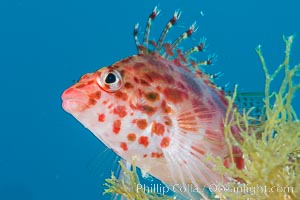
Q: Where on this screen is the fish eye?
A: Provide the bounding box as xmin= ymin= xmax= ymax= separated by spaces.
xmin=105 ymin=73 xmax=117 ymax=84
xmin=97 ymin=69 xmax=123 ymax=92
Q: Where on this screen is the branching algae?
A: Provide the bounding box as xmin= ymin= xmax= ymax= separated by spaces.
xmin=104 ymin=36 xmax=300 ymax=200
xmin=103 ymin=160 xmax=174 ymax=200
xmin=209 ymin=35 xmax=300 ymax=200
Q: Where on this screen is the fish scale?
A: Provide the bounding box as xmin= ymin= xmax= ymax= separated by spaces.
xmin=61 ymin=7 xmax=244 ymax=199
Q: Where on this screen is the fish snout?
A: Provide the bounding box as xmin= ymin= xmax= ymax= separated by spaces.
xmin=61 ymin=87 xmax=90 ymax=113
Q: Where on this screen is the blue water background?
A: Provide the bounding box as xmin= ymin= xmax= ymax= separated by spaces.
xmin=0 ymin=0 xmax=300 ymax=199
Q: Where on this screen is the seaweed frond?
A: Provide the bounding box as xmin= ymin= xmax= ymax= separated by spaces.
xmin=103 ymin=160 xmax=174 ymax=200
xmin=211 ymin=35 xmax=300 ymax=200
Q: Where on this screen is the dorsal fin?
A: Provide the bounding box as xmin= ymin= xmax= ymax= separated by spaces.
xmin=133 ymin=6 xmax=216 ymax=73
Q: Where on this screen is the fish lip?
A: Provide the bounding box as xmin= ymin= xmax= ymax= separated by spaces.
xmin=62 ymin=98 xmax=89 ymax=113
xmin=61 ymin=88 xmax=89 ymax=113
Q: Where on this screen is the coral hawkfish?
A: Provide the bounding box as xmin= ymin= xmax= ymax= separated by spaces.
xmin=61 ymin=7 xmax=244 ymax=198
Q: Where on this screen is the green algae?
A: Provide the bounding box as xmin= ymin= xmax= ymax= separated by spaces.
xmin=103 ymin=160 xmax=174 ymax=200
xmin=212 ymin=35 xmax=300 ymax=200
xmin=104 ymin=36 xmax=300 ymax=200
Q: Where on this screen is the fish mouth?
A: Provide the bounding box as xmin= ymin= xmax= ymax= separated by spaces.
xmin=61 ymin=88 xmax=89 ymax=113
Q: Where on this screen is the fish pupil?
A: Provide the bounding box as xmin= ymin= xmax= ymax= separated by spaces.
xmin=105 ymin=73 xmax=116 ymax=84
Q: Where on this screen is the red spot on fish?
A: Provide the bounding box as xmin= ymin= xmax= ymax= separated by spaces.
xmin=113 ymin=120 xmax=121 ymax=134
xmin=124 ymin=82 xmax=134 ymax=89
xmin=89 ymin=91 xmax=101 ymax=100
xmin=98 ymin=113 xmax=105 ymax=122
xmin=161 ymin=100 xmax=172 ymax=113
xmin=114 ymin=91 xmax=128 ymax=101
xmin=108 ymin=103 xmax=113 ymax=109
xmin=120 ymin=142 xmax=128 ymax=151
xmin=164 ymin=116 xmax=172 ymax=126
xmin=151 ymin=152 xmax=163 ymax=158
xmin=139 ymin=105 xmax=157 ymax=116
xmin=151 ymin=122 xmax=165 ymax=136
xmin=113 ymin=105 xmax=127 ymax=118
xmin=86 ymin=80 xmax=94 ymax=85
xmin=143 ymin=154 xmax=147 ymax=158
xmin=145 ymin=92 xmax=160 ymax=102
xmin=138 ymin=136 xmax=149 ymax=147
xmin=160 ymin=137 xmax=170 ymax=148
xmin=136 ymin=119 xmax=148 ymax=130
xmin=127 ymin=133 xmax=136 ymax=142
xmin=163 ymin=88 xmax=187 ymax=104
xmin=140 ymin=79 xmax=150 ymax=86
xmin=88 ymin=98 xmax=97 ymax=106
xmin=134 ymin=77 xmax=139 ymax=83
